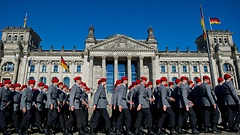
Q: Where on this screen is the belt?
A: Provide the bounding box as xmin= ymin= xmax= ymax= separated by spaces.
xmin=14 ymin=102 xmax=20 ymax=104
xmin=99 ymin=97 xmax=106 ymax=99
xmin=1 ymin=100 xmax=8 ymax=103
xmin=122 ymin=98 xmax=126 ymax=100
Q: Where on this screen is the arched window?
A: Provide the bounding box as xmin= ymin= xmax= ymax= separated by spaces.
xmin=219 ymin=38 xmax=222 ymax=43
xmin=30 ymin=65 xmax=35 ymax=72
xmin=42 ymin=65 xmax=47 ymax=72
xmin=53 ymin=65 xmax=58 ymax=72
xmin=172 ymin=77 xmax=177 ymax=84
xmin=39 ymin=77 xmax=47 ymax=84
xmin=76 ymin=65 xmax=82 ymax=72
xmin=224 ymin=38 xmax=228 ymax=44
xmin=223 ymin=63 xmax=233 ymax=72
xmin=213 ymin=38 xmax=217 ymax=43
xmin=2 ymin=62 xmax=15 ymax=72
xmin=14 ymin=35 xmax=18 ymax=41
xmin=7 ymin=35 xmax=11 ymax=41
xmin=29 ymin=77 xmax=35 ymax=80
xmin=20 ymin=35 xmax=24 ymax=41
xmin=63 ymin=77 xmax=70 ymax=87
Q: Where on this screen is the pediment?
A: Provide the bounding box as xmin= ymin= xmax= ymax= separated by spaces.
xmin=87 ymin=35 xmax=157 ymax=51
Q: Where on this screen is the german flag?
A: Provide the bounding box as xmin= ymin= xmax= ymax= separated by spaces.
xmin=210 ymin=18 xmax=221 ymax=24
xmin=60 ymin=56 xmax=69 ymax=71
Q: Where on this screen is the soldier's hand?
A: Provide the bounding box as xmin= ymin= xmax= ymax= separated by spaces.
xmin=170 ymin=97 xmax=175 ymax=102
xmin=189 ymin=101 xmax=194 ymax=106
xmin=57 ymin=107 xmax=60 ymax=113
xmin=114 ymin=105 xmax=116 ymax=110
xmin=213 ymin=104 xmax=217 ymax=109
xmin=163 ymin=105 xmax=167 ymax=111
xmin=150 ymin=98 xmax=154 ymax=102
xmin=58 ymin=101 xmax=60 ymax=106
xmin=186 ymin=105 xmax=189 ymax=111
xmin=70 ymin=106 xmax=75 ymax=111
xmin=108 ymin=104 xmax=112 ymax=108
xmin=63 ymin=102 xmax=65 ymax=106
xmin=119 ymin=106 xmax=123 ymax=112
xmin=34 ymin=104 xmax=37 ymax=108
xmin=6 ymin=102 xmax=10 ymax=107
xmin=22 ymin=108 xmax=26 ymax=113
xmin=130 ymin=105 xmax=132 ymax=110
xmin=93 ymin=105 xmax=96 ymax=111
xmin=50 ymin=104 xmax=53 ymax=110
xmin=137 ymin=104 xmax=142 ymax=111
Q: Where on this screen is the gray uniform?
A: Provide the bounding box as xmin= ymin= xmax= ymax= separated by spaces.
xmin=0 ymin=87 xmax=12 ymax=111
xmin=138 ymin=84 xmax=150 ymax=108
xmin=69 ymin=84 xmax=84 ymax=109
xmin=117 ymin=84 xmax=128 ymax=109
xmin=93 ymin=84 xmax=109 ymax=108
xmin=58 ymin=89 xmax=66 ymax=108
xmin=33 ymin=89 xmax=44 ymax=111
xmin=20 ymin=86 xmax=33 ymax=110
xmin=154 ymin=86 xmax=161 ymax=108
xmin=112 ymin=86 xmax=120 ymax=107
xmin=12 ymin=90 xmax=21 ymax=111
xmin=178 ymin=83 xmax=190 ymax=108
xmin=223 ymin=81 xmax=240 ymax=105
xmin=47 ymin=85 xmax=58 ymax=108
xmin=200 ymin=82 xmax=215 ymax=107
xmin=159 ymin=84 xmax=170 ymax=107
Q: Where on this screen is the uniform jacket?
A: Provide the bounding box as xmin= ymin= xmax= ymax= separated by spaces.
xmin=200 ymin=82 xmax=216 ymax=107
xmin=187 ymin=87 xmax=195 ymax=103
xmin=12 ymin=90 xmax=21 ymax=111
xmin=127 ymin=88 xmax=136 ymax=107
xmin=214 ymin=84 xmax=225 ymax=107
xmin=33 ymin=89 xmax=44 ymax=111
xmin=176 ymin=84 xmax=190 ymax=108
xmin=47 ymin=85 xmax=58 ymax=108
xmin=159 ymin=84 xmax=170 ymax=107
xmin=93 ymin=84 xmax=109 ymax=108
xmin=167 ymin=88 xmax=174 ymax=104
xmin=20 ymin=86 xmax=33 ymax=110
xmin=117 ymin=84 xmax=128 ymax=109
xmin=193 ymin=85 xmax=202 ymax=107
xmin=0 ymin=87 xmax=12 ymax=110
xmin=69 ymin=84 xmax=84 ymax=109
xmin=58 ymin=89 xmax=67 ymax=108
xmin=113 ymin=86 xmax=120 ymax=107
xmin=138 ymin=84 xmax=150 ymax=108
xmin=154 ymin=85 xmax=161 ymax=108
xmin=43 ymin=91 xmax=48 ymax=109
xmin=223 ymin=81 xmax=240 ymax=105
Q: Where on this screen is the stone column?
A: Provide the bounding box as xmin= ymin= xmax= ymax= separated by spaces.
xmin=36 ymin=60 xmax=40 ymax=83
xmin=89 ymin=56 xmax=94 ymax=89
xmin=188 ymin=61 xmax=192 ymax=80
xmin=13 ymin=58 xmax=19 ymax=83
xmin=217 ymin=58 xmax=223 ymax=77
xmin=127 ymin=55 xmax=132 ymax=85
xmin=71 ymin=61 xmax=75 ymax=86
xmin=167 ymin=61 xmax=171 ymax=80
xmin=178 ymin=61 xmax=182 ymax=77
xmin=59 ymin=61 xmax=63 ymax=82
xmin=155 ymin=55 xmax=160 ymax=79
xmin=199 ymin=61 xmax=203 ymax=79
xmin=101 ymin=56 xmax=106 ymax=78
xmin=47 ymin=60 xmax=52 ymax=85
xmin=139 ymin=56 xmax=144 ymax=77
xmin=114 ymin=56 xmax=119 ymax=83
xmin=23 ymin=56 xmax=29 ymax=84
xmin=151 ymin=56 xmax=156 ymax=83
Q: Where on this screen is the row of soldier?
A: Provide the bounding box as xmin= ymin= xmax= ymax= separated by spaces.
xmin=0 ymin=73 xmax=240 ymax=135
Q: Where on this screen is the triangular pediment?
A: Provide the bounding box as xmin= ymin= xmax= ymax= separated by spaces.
xmin=87 ymin=34 xmax=157 ymax=51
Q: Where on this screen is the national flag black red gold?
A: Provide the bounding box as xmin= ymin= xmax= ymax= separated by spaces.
xmin=210 ymin=18 xmax=221 ymax=24
xmin=60 ymin=56 xmax=69 ymax=71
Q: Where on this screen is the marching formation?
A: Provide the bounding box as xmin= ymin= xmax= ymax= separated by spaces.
xmin=0 ymin=73 xmax=240 ymax=135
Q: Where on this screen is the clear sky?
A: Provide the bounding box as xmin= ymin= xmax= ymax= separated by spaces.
xmin=0 ymin=0 xmax=239 ymax=51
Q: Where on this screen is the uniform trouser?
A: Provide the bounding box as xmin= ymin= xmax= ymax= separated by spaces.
xmin=177 ymin=107 xmax=196 ymax=127
xmin=20 ymin=110 xmax=32 ymax=128
xmin=193 ymin=106 xmax=203 ymax=129
xmin=226 ymin=105 xmax=240 ymax=128
xmin=47 ymin=108 xmax=58 ymax=128
xmin=12 ymin=111 xmax=20 ymax=128
xmin=202 ymin=106 xmax=219 ymax=127
xmin=35 ymin=109 xmax=43 ymax=127
xmin=111 ymin=108 xmax=118 ymax=128
xmin=130 ymin=108 xmax=137 ymax=129
xmin=116 ymin=108 xmax=131 ymax=129
xmin=219 ymin=106 xmax=227 ymax=127
xmin=135 ymin=108 xmax=152 ymax=128
xmin=74 ymin=109 xmax=84 ymax=129
xmin=0 ymin=109 xmax=9 ymax=129
xmin=157 ymin=107 xmax=175 ymax=128
xmin=82 ymin=108 xmax=88 ymax=128
xmin=59 ymin=107 xmax=65 ymax=128
xmin=91 ymin=108 xmax=111 ymax=129
xmin=65 ymin=111 xmax=74 ymax=129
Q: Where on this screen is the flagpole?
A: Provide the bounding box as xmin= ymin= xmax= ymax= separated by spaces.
xmin=209 ymin=17 xmax=212 ymax=30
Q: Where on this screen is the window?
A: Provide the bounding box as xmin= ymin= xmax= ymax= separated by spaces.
xmin=42 ymin=65 xmax=47 ymax=72
xmin=182 ymin=66 xmax=187 ymax=72
xmin=172 ymin=65 xmax=176 ymax=73
xmin=14 ymin=35 xmax=18 ymax=41
xmin=53 ymin=65 xmax=58 ymax=72
xmin=213 ymin=38 xmax=217 ymax=43
xmin=193 ymin=66 xmax=198 ymax=72
xmin=65 ymin=66 xmax=70 ymax=72
xmin=224 ymin=38 xmax=228 ymax=44
xmin=20 ymin=35 xmax=24 ymax=41
xmin=63 ymin=77 xmax=70 ymax=87
xmin=30 ymin=65 xmax=35 ymax=72
xmin=76 ymin=65 xmax=82 ymax=72
xmin=7 ymin=35 xmax=11 ymax=41
xmin=194 ymin=77 xmax=199 ymax=84
xmin=2 ymin=62 xmax=14 ymax=71
xmin=29 ymin=77 xmax=35 ymax=80
xmin=39 ymin=77 xmax=47 ymax=84
xmin=204 ymin=66 xmax=208 ymax=72
xmin=219 ymin=38 xmax=222 ymax=43
xmin=223 ymin=63 xmax=233 ymax=72
xmin=172 ymin=77 xmax=177 ymax=84
xmin=161 ymin=66 xmax=166 ymax=72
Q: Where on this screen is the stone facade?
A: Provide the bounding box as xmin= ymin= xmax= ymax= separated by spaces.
xmin=0 ymin=26 xmax=240 ymax=92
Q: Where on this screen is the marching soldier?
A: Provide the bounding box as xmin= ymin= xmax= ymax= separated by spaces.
xmin=11 ymin=83 xmax=22 ymax=134
xmin=222 ymin=74 xmax=240 ymax=132
xmin=0 ymin=80 xmax=12 ymax=135
xmin=19 ymin=80 xmax=35 ymax=135
xmin=57 ymin=82 xmax=67 ymax=133
xmin=128 ymin=82 xmax=137 ymax=130
xmin=45 ymin=77 xmax=60 ymax=135
xmin=153 ymin=79 xmax=161 ymax=126
xmin=111 ymin=80 xmax=121 ymax=132
xmin=167 ymin=82 xmax=175 ymax=107
xmin=200 ymin=76 xmax=220 ymax=133
xmin=157 ymin=77 xmax=176 ymax=135
xmin=90 ymin=78 xmax=113 ymax=135
xmin=116 ymin=77 xmax=134 ymax=135
xmin=134 ymin=76 xmax=155 ymax=135
xmin=42 ymin=85 xmax=48 ymax=128
xmin=33 ymin=82 xmax=45 ymax=133
xmin=80 ymin=82 xmax=89 ymax=133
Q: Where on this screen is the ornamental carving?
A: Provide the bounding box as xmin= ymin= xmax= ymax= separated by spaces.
xmin=159 ymin=61 xmax=167 ymax=65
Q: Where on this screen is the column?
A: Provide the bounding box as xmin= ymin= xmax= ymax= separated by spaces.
xmin=155 ymin=55 xmax=160 ymax=79
xmin=59 ymin=61 xmax=63 ymax=81
xmin=36 ymin=60 xmax=40 ymax=83
xmin=127 ymin=55 xmax=132 ymax=85
xmin=13 ymin=58 xmax=19 ymax=83
xmin=89 ymin=56 xmax=94 ymax=89
xmin=71 ymin=61 xmax=75 ymax=86
xmin=101 ymin=56 xmax=106 ymax=78
xmin=217 ymin=58 xmax=223 ymax=77
xmin=151 ymin=56 xmax=156 ymax=83
xmin=199 ymin=61 xmax=203 ymax=79
xmin=178 ymin=61 xmax=182 ymax=77
xmin=114 ymin=56 xmax=118 ymax=83
xmin=47 ymin=60 xmax=52 ymax=84
xmin=167 ymin=61 xmax=171 ymax=80
xmin=188 ymin=61 xmax=192 ymax=80
xmin=139 ymin=56 xmax=144 ymax=77
xmin=23 ymin=56 xmax=29 ymax=84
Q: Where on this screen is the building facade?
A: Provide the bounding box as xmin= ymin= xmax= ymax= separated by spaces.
xmin=0 ymin=26 xmax=240 ymax=92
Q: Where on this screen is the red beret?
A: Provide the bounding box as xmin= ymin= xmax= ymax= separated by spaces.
xmin=148 ymin=82 xmax=153 ymax=85
xmin=38 ymin=82 xmax=45 ymax=87
xmin=208 ymin=82 xmax=212 ymax=84
xmin=52 ymin=78 xmax=59 ymax=83
xmin=195 ymin=78 xmax=202 ymax=83
xmin=168 ymin=82 xmax=174 ymax=86
xmin=165 ymin=84 xmax=168 ymax=87
xmin=224 ymin=74 xmax=232 ymax=80
xmin=63 ymin=84 xmax=68 ymax=88
xmin=116 ymin=80 xmax=122 ymax=84
xmin=28 ymin=80 xmax=36 ymax=84
xmin=192 ymin=84 xmax=195 ymax=87
xmin=100 ymin=78 xmax=107 ymax=82
xmin=156 ymin=79 xmax=161 ymax=85
xmin=160 ymin=77 xmax=167 ymax=82
xmin=86 ymin=87 xmax=90 ymax=91
xmin=81 ymin=82 xmax=87 ymax=86
xmin=140 ymin=76 xmax=148 ymax=81
xmin=58 ymin=82 xmax=63 ymax=86
xmin=4 ymin=80 xmax=11 ymax=84
xmin=180 ymin=76 xmax=188 ymax=81
xmin=188 ymin=80 xmax=193 ymax=85
xmin=121 ymin=76 xmax=128 ymax=81
xmin=15 ymin=83 xmax=21 ymax=88
xmin=74 ymin=76 xmax=82 ymax=81
xmin=20 ymin=85 xmax=27 ymax=90
xmin=136 ymin=80 xmax=141 ymax=84
xmin=33 ymin=88 xmax=37 ymax=92
xmin=128 ymin=85 xmax=132 ymax=89
xmin=44 ymin=85 xmax=49 ymax=89
xmin=132 ymin=82 xmax=137 ymax=86
xmin=217 ymin=78 xmax=224 ymax=83
xmin=98 ymin=80 xmax=101 ymax=85
xmin=203 ymin=75 xmax=210 ymax=80
xmin=175 ymin=79 xmax=181 ymax=84
xmin=10 ymin=84 xmax=15 ymax=88
xmin=145 ymin=84 xmax=148 ymax=87
xmin=0 ymin=83 xmax=3 ymax=87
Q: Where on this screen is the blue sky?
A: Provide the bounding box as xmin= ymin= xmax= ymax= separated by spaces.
xmin=0 ymin=0 xmax=239 ymax=51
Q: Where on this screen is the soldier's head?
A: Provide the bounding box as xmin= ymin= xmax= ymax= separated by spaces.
xmin=132 ymin=82 xmax=137 ymax=88
xmin=147 ymin=82 xmax=153 ymax=88
xmin=136 ymin=80 xmax=141 ymax=86
xmin=9 ymin=84 xmax=15 ymax=91
xmin=175 ymin=79 xmax=181 ymax=86
xmin=160 ymin=77 xmax=167 ymax=85
xmin=100 ymin=78 xmax=107 ymax=86
xmin=224 ymin=74 xmax=232 ymax=82
xmin=43 ymin=85 xmax=48 ymax=92
xmin=51 ymin=77 xmax=59 ymax=86
xmin=0 ymin=83 xmax=3 ymax=88
xmin=168 ymin=82 xmax=174 ymax=88
xmin=121 ymin=77 xmax=128 ymax=85
xmin=58 ymin=82 xmax=64 ymax=89
xmin=116 ymin=80 xmax=122 ymax=86
xmin=155 ymin=79 xmax=161 ymax=86
xmin=203 ymin=76 xmax=210 ymax=83
xmin=188 ymin=80 xmax=194 ymax=87
xmin=217 ymin=78 xmax=224 ymax=84
xmin=180 ymin=76 xmax=188 ymax=84
xmin=28 ymin=80 xmax=36 ymax=88
xmin=140 ymin=76 xmax=147 ymax=84
xmin=63 ymin=84 xmax=68 ymax=92
xmin=3 ymin=80 xmax=11 ymax=88
xmin=38 ymin=82 xmax=45 ymax=90
xmin=195 ymin=78 xmax=202 ymax=85
xmin=74 ymin=76 xmax=82 ymax=85
xmin=81 ymin=82 xmax=87 ymax=89
xmin=15 ymin=83 xmax=21 ymax=91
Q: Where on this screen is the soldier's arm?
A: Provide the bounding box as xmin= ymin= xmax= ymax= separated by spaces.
xmin=229 ymin=83 xmax=240 ymax=104
xmin=47 ymin=86 xmax=53 ymax=106
xmin=138 ymin=86 xmax=145 ymax=105
xmin=69 ymin=87 xmax=76 ymax=107
xmin=20 ymin=90 xmax=27 ymax=109
xmin=93 ymin=86 xmax=102 ymax=105
xmin=117 ymin=87 xmax=123 ymax=106
xmin=161 ymin=87 xmax=168 ymax=106
xmin=182 ymin=86 xmax=190 ymax=107
xmin=206 ymin=85 xmax=216 ymax=105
